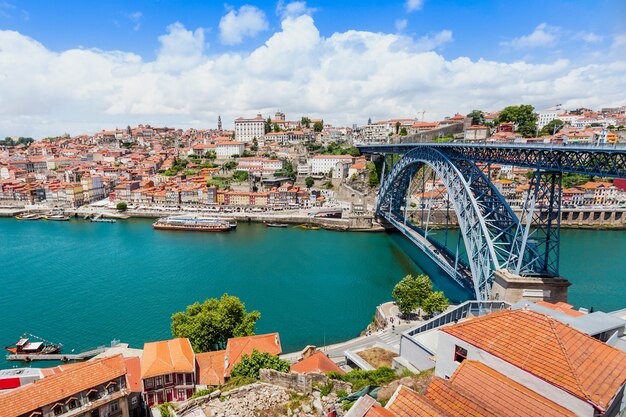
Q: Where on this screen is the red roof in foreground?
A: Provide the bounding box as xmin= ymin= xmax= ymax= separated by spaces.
xmin=387 ymin=385 xmax=451 ymax=417
xmin=0 ymin=355 xmax=127 ymax=417
xmin=290 ymin=351 xmax=345 ymax=375
xmin=441 ymin=308 xmax=626 ymax=411
xmin=196 ymin=350 xmax=226 ymax=386
xmin=425 ymin=378 xmax=498 ymax=417
xmin=450 ymin=361 xmax=577 ymax=417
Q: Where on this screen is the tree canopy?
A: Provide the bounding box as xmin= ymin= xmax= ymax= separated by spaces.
xmin=495 ymin=104 xmax=537 ymax=138
xmin=467 ymin=110 xmax=485 ymax=126
xmin=230 ymin=350 xmax=290 ymax=379
xmin=301 ymin=117 xmax=311 ymax=128
xmin=313 ymin=121 xmax=324 ymax=132
xmin=540 ymin=119 xmax=565 ymax=136
xmin=391 ymin=274 xmax=433 ymax=316
xmin=171 ymin=294 xmax=260 ymax=352
xmin=305 ymin=176 xmax=315 ymax=188
xmin=116 ymin=202 xmax=128 ymax=212
xmin=422 ymin=291 xmax=449 ymax=316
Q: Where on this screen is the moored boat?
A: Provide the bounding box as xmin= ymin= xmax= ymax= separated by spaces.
xmin=91 ymin=218 xmax=117 ymax=223
xmin=296 ymin=224 xmax=321 ymax=230
xmin=46 ymin=214 xmax=70 ymax=221
xmin=153 ymin=216 xmax=236 ymax=232
xmin=4 ymin=335 xmax=62 ymax=355
xmin=15 ymin=213 xmax=42 ymax=220
xmin=265 ymin=222 xmax=289 ymax=228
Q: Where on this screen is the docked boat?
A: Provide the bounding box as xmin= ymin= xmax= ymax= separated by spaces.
xmin=91 ymin=218 xmax=117 ymax=223
xmin=265 ymin=222 xmax=289 ymax=228
xmin=46 ymin=214 xmax=70 ymax=221
xmin=296 ymin=224 xmax=321 ymax=230
xmin=15 ymin=213 xmax=42 ymax=220
xmin=5 ymin=335 xmax=62 ymax=355
xmin=153 ymin=216 xmax=237 ymax=232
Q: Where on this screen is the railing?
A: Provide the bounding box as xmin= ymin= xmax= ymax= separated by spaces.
xmin=404 ymin=300 xmax=511 ymax=337
xmin=360 ymin=141 xmax=626 ymax=151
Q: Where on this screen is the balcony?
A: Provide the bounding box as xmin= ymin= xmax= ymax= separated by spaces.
xmin=54 ymin=388 xmax=128 ymax=417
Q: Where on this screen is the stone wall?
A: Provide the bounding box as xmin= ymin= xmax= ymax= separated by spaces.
xmin=260 ymin=368 xmax=352 ymax=394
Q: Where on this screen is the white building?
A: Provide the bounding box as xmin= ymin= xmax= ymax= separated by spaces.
xmin=538 ymin=108 xmax=560 ymax=129
xmin=216 ymin=141 xmax=245 ymax=158
xmin=234 ymin=114 xmax=265 ymax=143
xmin=309 ymin=155 xmax=354 ymax=176
xmin=237 ymin=157 xmax=283 ymax=175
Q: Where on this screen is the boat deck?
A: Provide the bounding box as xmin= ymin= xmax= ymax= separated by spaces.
xmin=6 ymin=347 xmax=106 ymax=362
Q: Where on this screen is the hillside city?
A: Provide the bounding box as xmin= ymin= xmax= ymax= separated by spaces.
xmin=2 ymin=105 xmax=626 ymax=217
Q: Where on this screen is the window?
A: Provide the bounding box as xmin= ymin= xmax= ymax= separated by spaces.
xmin=454 ymin=345 xmax=468 ymax=363
xmin=107 ymin=383 xmax=117 ymax=394
xmin=177 ymin=374 xmax=184 ymax=385
xmin=165 ymin=374 xmax=172 ymax=384
xmin=178 ymin=389 xmax=186 ymax=400
xmin=145 ymin=378 xmax=153 ymax=389
xmin=67 ymin=399 xmax=79 ymax=409
xmin=155 ymin=376 xmax=163 ymax=387
xmin=110 ymin=402 xmax=120 ymax=412
xmin=53 ymin=405 xmax=64 ymax=416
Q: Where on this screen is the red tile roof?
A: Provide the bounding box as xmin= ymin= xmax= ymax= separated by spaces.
xmin=124 ymin=357 xmax=142 ymax=393
xmin=425 ymin=377 xmax=498 ymax=417
xmin=450 ymin=361 xmax=577 ymax=417
xmin=225 ymin=333 xmax=282 ymax=376
xmin=141 ymin=338 xmax=195 ymax=379
xmin=290 ymin=351 xmax=345 ymax=375
xmin=387 ymin=385 xmax=451 ymax=417
xmin=196 ymin=350 xmax=226 ymax=386
xmin=441 ymin=308 xmax=626 ymax=411
xmin=0 ymin=355 xmax=127 ymax=416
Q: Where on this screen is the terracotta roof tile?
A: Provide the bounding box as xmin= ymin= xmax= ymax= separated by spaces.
xmin=0 ymin=355 xmax=127 ymax=417
xmin=450 ymin=361 xmax=577 ymax=417
xmin=425 ymin=377 xmax=498 ymax=417
xmin=441 ymin=309 xmax=626 ymax=411
xmin=290 ymin=351 xmax=345 ymax=375
xmin=141 ymin=338 xmax=195 ymax=379
xmin=124 ymin=357 xmax=142 ymax=393
xmin=387 ymin=385 xmax=452 ymax=417
xmin=225 ymin=333 xmax=282 ymax=376
xmin=196 ymin=350 xmax=226 ymax=386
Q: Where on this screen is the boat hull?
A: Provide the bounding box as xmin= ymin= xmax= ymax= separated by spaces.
xmin=153 ymin=224 xmax=234 ymax=232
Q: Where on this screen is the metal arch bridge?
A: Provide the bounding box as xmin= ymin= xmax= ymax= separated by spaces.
xmin=357 ymin=142 xmax=626 ymax=301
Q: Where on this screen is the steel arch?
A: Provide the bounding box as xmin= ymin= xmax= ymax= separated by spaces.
xmin=377 ymin=147 xmax=510 ymax=299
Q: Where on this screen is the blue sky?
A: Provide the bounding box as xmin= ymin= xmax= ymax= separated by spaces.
xmin=0 ymin=0 xmax=625 ymax=137
xmin=1 ymin=0 xmax=622 ymax=61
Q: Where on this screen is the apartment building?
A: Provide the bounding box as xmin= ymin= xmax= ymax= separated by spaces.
xmin=234 ymin=114 xmax=265 ymax=143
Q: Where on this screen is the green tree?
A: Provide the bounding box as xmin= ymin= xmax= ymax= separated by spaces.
xmin=273 ymin=123 xmax=282 ymax=132
xmin=305 ymin=176 xmax=315 ymax=188
xmin=265 ymin=117 xmax=272 ymax=134
xmin=495 ymin=104 xmax=537 ymax=138
xmin=205 ymin=150 xmax=217 ymax=160
xmin=399 ymin=127 xmax=408 ymax=136
xmin=395 ymin=121 xmax=401 ymax=134
xmin=391 ymin=274 xmax=433 ymax=316
xmin=313 ymin=121 xmax=324 ymax=132
xmin=301 ymin=117 xmax=311 ymax=128
xmin=171 ymin=294 xmax=261 ymax=352
xmin=540 ymin=119 xmax=565 ymax=136
xmin=422 ymin=291 xmax=449 ymax=316
xmin=233 ymin=170 xmax=249 ymax=182
xmin=367 ymin=161 xmax=379 ymax=187
xmin=467 ymin=110 xmax=485 ymax=126
xmin=251 ymin=138 xmax=259 ymax=152
xmin=116 ymin=202 xmax=128 ymax=211
xmin=230 ymin=350 xmax=290 ymax=379
xmin=223 ymin=161 xmax=238 ymax=170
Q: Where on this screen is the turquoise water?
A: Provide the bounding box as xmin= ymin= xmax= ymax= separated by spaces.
xmin=0 ymin=218 xmax=624 ymax=369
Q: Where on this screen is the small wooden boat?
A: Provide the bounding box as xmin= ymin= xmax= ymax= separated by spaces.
xmin=46 ymin=214 xmax=70 ymax=221
xmin=265 ymin=223 xmax=289 ymax=228
xmin=5 ymin=335 xmax=62 ymax=355
xmin=15 ymin=213 xmax=42 ymax=220
xmin=296 ymin=224 xmax=321 ymax=230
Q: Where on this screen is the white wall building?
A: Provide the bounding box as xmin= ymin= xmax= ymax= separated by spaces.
xmin=234 ymin=114 xmax=265 ymax=143
xmin=538 ymin=108 xmax=560 ymax=129
xmin=309 ymin=155 xmax=354 ymax=176
xmin=237 ymin=157 xmax=283 ymax=175
xmin=216 ymin=141 xmax=245 ymax=158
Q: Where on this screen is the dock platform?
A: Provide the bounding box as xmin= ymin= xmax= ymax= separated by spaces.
xmin=6 ymin=347 xmax=107 ymax=362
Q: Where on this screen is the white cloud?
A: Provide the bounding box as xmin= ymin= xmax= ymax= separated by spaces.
xmin=219 ymin=5 xmax=268 ymax=45
xmin=395 ymin=19 xmax=407 ymax=32
xmin=574 ymin=31 xmax=602 ymax=44
xmin=276 ymin=0 xmax=316 ymax=18
xmin=405 ymin=0 xmax=424 ymax=13
xmin=612 ymin=33 xmax=626 ymax=50
xmin=0 ymin=15 xmax=625 ymax=138
xmin=503 ymin=23 xmax=559 ymax=49
xmin=128 ymin=11 xmax=143 ymax=32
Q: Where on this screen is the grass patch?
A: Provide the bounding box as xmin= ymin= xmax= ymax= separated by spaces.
xmin=357 ymin=347 xmax=398 ymax=368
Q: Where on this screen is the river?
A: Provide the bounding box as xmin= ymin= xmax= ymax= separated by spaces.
xmin=0 ymin=218 xmax=623 ymax=368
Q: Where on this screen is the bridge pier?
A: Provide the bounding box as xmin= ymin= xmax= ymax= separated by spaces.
xmin=490 ymin=269 xmax=571 ymax=305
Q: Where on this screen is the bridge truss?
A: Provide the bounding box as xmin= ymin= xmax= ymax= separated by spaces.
xmin=364 ymin=143 xmax=626 ymax=300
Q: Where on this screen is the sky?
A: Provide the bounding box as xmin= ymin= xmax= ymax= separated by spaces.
xmin=0 ymin=0 xmax=625 ymax=137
